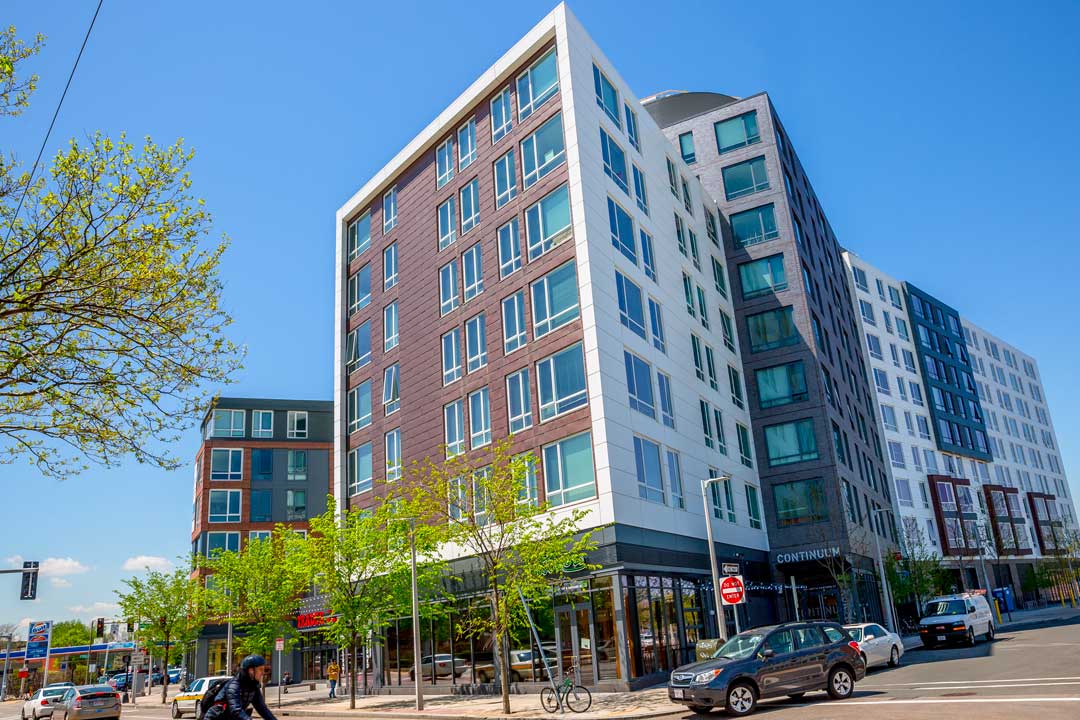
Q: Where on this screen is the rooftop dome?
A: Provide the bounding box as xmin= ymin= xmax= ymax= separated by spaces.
xmin=641 ymin=91 xmax=741 ymax=129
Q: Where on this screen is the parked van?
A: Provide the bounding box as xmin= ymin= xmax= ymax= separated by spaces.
xmin=918 ymin=592 xmax=995 ymax=647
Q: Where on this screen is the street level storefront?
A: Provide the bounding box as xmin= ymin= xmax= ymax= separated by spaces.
xmin=770 ymin=545 xmax=887 ymax=626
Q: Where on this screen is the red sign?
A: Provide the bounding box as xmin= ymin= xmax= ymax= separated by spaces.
xmin=297 ymin=611 xmax=337 ymax=629
xmin=720 ymin=575 xmax=746 ymax=605
xmin=18 ymin=668 xmax=28 ymax=679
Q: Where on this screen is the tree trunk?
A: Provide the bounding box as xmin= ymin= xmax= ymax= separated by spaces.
xmin=493 ymin=586 xmax=510 ymax=715
xmin=161 ymin=640 xmax=170 ymax=703
xmin=349 ymin=634 xmax=357 ymax=710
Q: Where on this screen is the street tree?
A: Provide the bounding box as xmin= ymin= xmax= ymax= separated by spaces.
xmin=402 ymin=438 xmax=595 ymax=715
xmin=0 ymin=27 xmax=243 ymax=479
xmin=115 ymin=566 xmax=207 ymax=703
xmin=886 ymin=519 xmax=950 ymax=618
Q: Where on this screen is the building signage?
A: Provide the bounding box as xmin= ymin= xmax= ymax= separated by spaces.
xmin=773 ymin=546 xmax=841 ymax=565
xmin=297 ymin=611 xmax=337 ymax=630
xmin=25 ymin=621 xmax=52 ymax=660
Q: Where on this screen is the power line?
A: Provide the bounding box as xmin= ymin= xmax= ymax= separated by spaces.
xmin=3 ymin=0 xmax=105 ymax=243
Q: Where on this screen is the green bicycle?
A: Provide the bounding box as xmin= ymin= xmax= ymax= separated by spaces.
xmin=540 ymin=665 xmax=592 ymax=713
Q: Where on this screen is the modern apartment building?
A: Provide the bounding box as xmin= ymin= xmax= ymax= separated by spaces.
xmin=844 ymin=251 xmax=1077 ymax=600
xmin=645 ymin=92 xmax=900 ymax=622
xmin=190 ymin=397 xmax=333 ymax=678
xmin=333 ymin=4 xmax=772 ymax=686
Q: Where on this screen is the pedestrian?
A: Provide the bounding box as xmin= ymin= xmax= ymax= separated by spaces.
xmin=203 ymin=655 xmax=279 ymax=720
xmin=326 ymin=660 xmax=339 ymax=699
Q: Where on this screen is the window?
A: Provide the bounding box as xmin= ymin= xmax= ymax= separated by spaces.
xmin=522 ymin=113 xmax=565 ymax=188
xmin=691 ymin=334 xmax=705 ymax=382
xmin=287 ymin=450 xmax=307 ymax=482
xmin=730 ymin=204 xmax=778 ymax=247
xmin=462 ymin=315 xmax=488 ymax=374
xmin=383 ymin=301 xmax=399 ymax=351
xmin=457 ymin=118 xmax=477 ymax=169
xmin=600 ymin=128 xmax=629 ymax=193
xmin=543 ymin=432 xmax=595 ymax=507
xmin=469 ymin=388 xmax=492 ymax=448
xmin=756 ymin=361 xmax=807 ymax=409
xmin=729 ymin=366 xmax=745 ymax=409
xmin=444 ymin=399 xmax=465 ymax=457
xmin=439 ymin=260 xmax=459 ymax=315
xmin=383 ymin=187 xmax=397 ymax=233
xmin=624 ymin=102 xmax=640 ymax=150
xmin=462 ymin=243 xmax=484 ymax=301
xmin=880 ymin=404 xmax=898 ymax=432
xmin=250 ymin=490 xmax=271 ymax=522
xmin=640 ymin=230 xmax=657 ymax=281
xmin=648 ymin=298 xmax=666 ymax=353
xmin=666 ymin=156 xmax=679 ymax=196
xmin=747 ymin=307 xmax=798 ymax=352
xmin=607 ymin=197 xmax=636 ymax=263
xmin=745 ymin=483 xmax=762 ymax=528
xmin=251 ymin=449 xmax=272 ymax=481
xmin=531 ymin=261 xmax=579 ymax=337
xmin=765 ymin=419 xmax=818 ymax=466
xmin=873 ymin=368 xmax=890 ymax=394
xmin=705 ymin=344 xmax=719 ymax=390
xmin=592 ymin=64 xmax=620 ymax=127
xmin=347 ymin=443 xmax=373 ymax=496
xmin=615 ymin=271 xmax=646 ymax=339
xmin=497 ymin=219 xmax=521 ymax=278
xmin=207 ymin=532 xmax=240 ymax=555
xmin=442 ymin=328 xmax=462 ymax=385
xmin=460 ymin=178 xmax=480 ymax=234
xmin=712 ymin=258 xmax=728 ymax=296
xmin=383 ymin=242 xmax=398 ymax=289
xmin=859 ymin=299 xmax=876 ymax=325
xmin=286 ymin=410 xmax=307 ymax=439
xmin=866 ymin=333 xmax=883 ymax=360
xmin=896 ymin=477 xmax=913 ymax=508
xmin=506 ymin=368 xmax=533 ymax=433
xmin=210 ymin=409 xmax=245 ymax=438
xmin=634 ymin=436 xmax=665 ymax=504
xmin=347 ymin=211 xmax=371 ymax=262
xmin=537 ymin=342 xmax=587 ymax=421
xmin=720 ymin=311 xmax=736 ymax=352
xmin=208 ymin=489 xmax=241 ymax=523
xmin=678 ymin=131 xmax=696 ymax=164
xmin=491 ymin=87 xmax=513 ymax=142
xmin=347 ymin=380 xmax=372 ymax=433
xmin=211 ymin=448 xmax=243 ymax=481
xmin=773 ymin=477 xmax=828 ymax=527
xmin=252 ymin=409 xmax=273 ymax=439
xmin=682 ymin=178 xmax=693 ymax=213
xmin=382 ymin=363 xmax=400 ymax=414
xmin=739 ymin=254 xmax=787 ymax=299
xmin=624 ymin=351 xmax=655 ymax=418
xmin=348 ymin=265 xmax=371 ymax=315
xmin=696 ymin=286 xmax=709 ymax=328
xmin=888 ymin=441 xmax=906 ymax=468
xmin=493 ymin=149 xmax=518 ymax=208
xmin=682 ymin=273 xmax=696 ymax=318
xmin=714 ymin=111 xmax=760 ymax=153
xmin=689 ymin=228 xmax=701 ymax=268
xmin=437 ymin=197 xmax=457 ymax=250
xmin=705 ymin=209 xmax=719 ymax=246
xmin=436 ymin=137 xmax=454 ymax=188
xmin=502 ymin=291 xmax=527 ymax=353
xmin=722 ymin=157 xmax=769 ymax=200
xmin=674 ymin=213 xmax=687 ymax=255
xmin=657 ymin=372 xmax=675 ymax=428
xmin=631 ymin=164 xmax=649 ymax=214
xmin=525 ymin=184 xmax=571 ymax=260
xmin=385 ymin=428 xmax=402 ymax=481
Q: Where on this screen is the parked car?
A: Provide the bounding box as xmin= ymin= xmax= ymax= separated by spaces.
xmin=408 ymin=654 xmax=468 ymax=680
xmin=667 ymin=622 xmax=865 ymax=717
xmin=843 ymin=623 xmax=903 ymax=669
xmin=106 ymin=674 xmax=129 ymax=692
xmin=167 ymin=668 xmax=186 ymax=686
xmin=55 ymin=686 xmax=122 ymax=720
xmin=171 ymin=676 xmax=230 ymax=719
xmin=20 ymin=687 xmax=68 ymax=719
xmin=474 ymin=649 xmax=554 ymax=683
xmin=918 ymin=592 xmax=995 ymax=647
xmin=46 ymin=683 xmax=75 ymax=690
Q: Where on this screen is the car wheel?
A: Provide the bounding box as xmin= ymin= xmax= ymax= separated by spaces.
xmin=986 ymin=623 xmax=995 ymax=642
xmin=171 ymin=702 xmax=181 ymax=719
xmin=688 ymin=705 xmax=712 ymax=714
xmin=860 ymin=652 xmax=869 ymax=669
xmin=510 ymin=671 xmax=522 ymax=683
xmin=787 ymin=692 xmax=806 ymax=700
xmin=967 ymin=627 xmax=976 ymax=646
xmin=827 ymin=666 xmax=855 ymax=700
xmin=725 ymin=682 xmax=757 ymax=717
xmin=888 ymin=645 xmax=900 ymax=667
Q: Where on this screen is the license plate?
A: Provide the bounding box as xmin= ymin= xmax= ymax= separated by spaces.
xmin=673 ymin=689 xmax=685 ymax=699
xmin=937 ymin=635 xmax=946 ymax=641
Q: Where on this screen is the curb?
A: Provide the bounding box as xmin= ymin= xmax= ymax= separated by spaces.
xmin=280 ymin=705 xmax=678 ymax=720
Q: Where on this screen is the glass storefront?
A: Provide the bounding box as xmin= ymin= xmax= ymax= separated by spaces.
xmin=206 ymin=639 xmax=244 ymax=677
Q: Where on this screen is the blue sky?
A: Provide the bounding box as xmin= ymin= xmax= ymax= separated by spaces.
xmin=3 ymin=0 xmax=1078 ymax=632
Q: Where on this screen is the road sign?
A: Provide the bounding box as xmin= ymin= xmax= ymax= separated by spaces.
xmin=722 ymin=563 xmax=740 ymax=575
xmin=275 ymin=638 xmax=284 ymax=652
xmin=25 ymin=621 xmax=51 ymax=659
xmin=720 ymin=575 xmax=746 ymax=605
xmin=131 ymin=651 xmax=146 ymax=666
xmin=18 ymin=668 xmax=28 ymax=679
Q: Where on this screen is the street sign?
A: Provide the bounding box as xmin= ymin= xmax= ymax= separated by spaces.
xmin=25 ymin=621 xmax=52 ymax=660
xmin=18 ymin=668 xmax=28 ymax=679
xmin=720 ymin=575 xmax=746 ymax=606
xmin=131 ymin=651 xmax=147 ymax=667
xmin=89 ymin=663 xmax=97 ymax=674
xmin=275 ymin=638 xmax=284 ymax=652
xmin=722 ymin=563 xmax=740 ymax=575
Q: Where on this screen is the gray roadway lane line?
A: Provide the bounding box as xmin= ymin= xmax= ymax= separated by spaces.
xmin=861 ymin=675 xmax=1080 ymax=687
xmin=909 ymin=680 xmax=1080 ymax=690
xmin=836 ymin=697 xmax=1080 ymax=705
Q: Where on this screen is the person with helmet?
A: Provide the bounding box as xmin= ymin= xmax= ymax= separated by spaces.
xmin=203 ymin=655 xmax=278 ymax=720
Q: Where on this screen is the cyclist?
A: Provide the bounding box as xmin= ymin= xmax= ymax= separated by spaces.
xmin=204 ymin=655 xmax=278 ymax=720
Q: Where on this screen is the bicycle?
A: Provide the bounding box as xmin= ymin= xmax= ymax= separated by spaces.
xmin=540 ymin=664 xmax=592 ymax=713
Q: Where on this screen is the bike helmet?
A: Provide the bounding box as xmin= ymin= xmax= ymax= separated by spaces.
xmin=240 ymin=655 xmax=267 ymax=671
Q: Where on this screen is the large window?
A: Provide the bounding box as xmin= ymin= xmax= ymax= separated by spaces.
xmin=765 ymin=419 xmax=819 ymax=466
xmin=438 ymin=196 xmax=457 ymax=250
xmin=210 ymin=409 xmax=245 ymax=438
xmin=382 ymin=363 xmax=400 ymax=415
xmin=439 ymin=260 xmax=459 ymax=315
xmin=251 ymin=409 xmax=273 ymax=439
xmin=607 ymin=197 xmax=636 ymax=263
xmin=640 ymin=229 xmax=657 ymax=281
xmin=208 ymin=489 xmax=241 ymax=523
xmin=600 ymin=128 xmax=629 ymax=193
xmin=436 ymin=137 xmax=454 ymax=188
xmin=506 ymin=368 xmax=533 ymax=433
xmin=347 ymin=443 xmax=372 ymax=496
xmin=345 ymin=322 xmax=371 ymax=373
xmin=730 ymin=204 xmax=778 ymax=247
xmin=714 ymin=111 xmax=760 ymax=154
xmin=383 ymin=242 xmax=398 ymax=289
xmin=490 ymin=87 xmax=513 ymax=142
xmin=462 ymin=243 xmax=484 ymax=302
xmin=517 ymin=49 xmax=558 ymax=121
xmin=458 ymin=118 xmax=477 ymax=169
xmin=722 ymin=156 xmax=769 ymax=200
xmin=537 ymin=342 xmax=587 ymax=421
xmin=385 ymin=428 xmax=402 ymax=481
xmin=465 ymin=313 xmax=487 ymax=373
xmin=756 ymin=361 xmax=808 ymax=408
xmin=347 ymin=211 xmax=371 ymax=262
xmin=657 ymin=372 xmax=675 ymax=428
xmin=522 ymin=113 xmax=566 ymax=188
xmin=250 ymin=490 xmax=271 ymax=522
xmin=648 ymin=298 xmax=666 ymax=353
xmin=543 ymin=432 xmax=595 ymax=507
xmin=773 ymin=477 xmax=828 ymax=527
xmin=531 ymin=261 xmax=579 ymax=337
xmin=460 ymin=178 xmax=480 ymax=234
xmin=592 ymin=64 xmax=621 ymax=127
xmin=442 ymin=328 xmax=462 ymax=385
xmin=678 ymin=131 xmax=696 ymax=164
xmin=525 ymin=184 xmax=571 ymax=260
xmin=632 ymin=165 xmax=649 ymax=215
xmin=615 ymin=271 xmax=646 ymax=339
xmin=444 ymin=399 xmax=465 ymax=458
xmin=210 ymin=448 xmax=242 ymax=481
xmin=383 ymin=187 xmax=397 ymax=233
xmin=251 ymin=449 xmax=273 ymax=481
xmin=739 ymin=254 xmax=787 ymax=299
xmin=347 ymin=264 xmax=371 ymax=315
xmin=383 ymin=301 xmax=398 ymax=351
xmin=502 ymin=291 xmax=527 ymax=353
xmin=745 ymin=484 xmax=762 ymax=528
xmin=624 ymin=103 xmax=640 ymax=150
xmin=469 ymin=387 xmax=492 ymax=449
xmin=286 ymin=489 xmax=307 ymax=521
xmin=494 ymin=149 xmax=518 ymax=208
xmin=633 ymin=436 xmax=665 ymax=504
xmin=746 ymin=307 xmax=798 ymax=352
xmin=624 ymin=351 xmax=655 ymax=418
xmin=207 ymin=532 xmax=240 ymax=556
xmin=287 ymin=450 xmax=307 ymax=482
xmin=347 ymin=380 xmax=372 ymax=433
xmin=497 ymin=218 xmax=521 ymax=278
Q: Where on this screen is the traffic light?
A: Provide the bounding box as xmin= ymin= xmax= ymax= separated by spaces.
xmin=126 ymin=620 xmax=134 ymax=634
xmin=19 ymin=561 xmax=39 ymax=600
xmin=96 ymin=618 xmax=105 ymax=637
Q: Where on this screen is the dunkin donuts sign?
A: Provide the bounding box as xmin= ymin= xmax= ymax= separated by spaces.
xmin=297 ymin=611 xmax=337 ymax=629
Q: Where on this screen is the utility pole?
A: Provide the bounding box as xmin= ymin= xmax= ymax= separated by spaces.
xmin=702 ymin=474 xmax=731 ymax=642
xmin=1 ymin=632 xmax=12 ymax=700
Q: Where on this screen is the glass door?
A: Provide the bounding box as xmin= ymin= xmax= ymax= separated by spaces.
xmin=554 ymin=603 xmax=594 ymax=685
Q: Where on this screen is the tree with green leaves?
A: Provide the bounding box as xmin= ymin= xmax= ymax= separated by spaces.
xmin=403 ymin=438 xmax=595 ymax=715
xmin=1 ymin=27 xmax=243 ymax=479
xmin=303 ymin=498 xmax=444 ymax=708
xmin=115 ymin=566 xmax=207 ymax=703
xmin=886 ymin=519 xmax=951 ymax=617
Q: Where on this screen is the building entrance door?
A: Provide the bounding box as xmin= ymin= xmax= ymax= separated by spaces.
xmin=554 ymin=603 xmax=594 ymax=686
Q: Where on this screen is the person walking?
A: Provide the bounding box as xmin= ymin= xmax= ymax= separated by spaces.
xmin=203 ymin=655 xmax=278 ymax=720
xmin=326 ymin=661 xmax=339 ymax=699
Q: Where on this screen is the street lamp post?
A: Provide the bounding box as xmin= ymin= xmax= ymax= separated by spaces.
xmin=701 ymin=474 xmax=732 ymax=642
xmin=870 ymin=509 xmax=897 ymax=633
xmin=1 ymin=632 xmax=12 ymax=700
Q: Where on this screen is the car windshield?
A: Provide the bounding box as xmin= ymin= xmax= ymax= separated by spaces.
xmin=925 ymin=599 xmax=967 ymax=617
xmin=712 ymin=631 xmax=766 ymax=660
xmin=843 ymin=626 xmax=864 ymax=641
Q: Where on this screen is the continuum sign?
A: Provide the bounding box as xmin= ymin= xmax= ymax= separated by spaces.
xmin=774 ymin=546 xmax=841 ymax=565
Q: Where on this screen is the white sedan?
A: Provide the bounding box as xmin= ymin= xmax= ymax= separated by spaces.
xmin=844 ymin=622 xmax=904 ymax=669
xmin=21 ymin=688 xmax=69 ymax=720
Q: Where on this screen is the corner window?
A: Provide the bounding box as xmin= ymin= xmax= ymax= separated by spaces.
xmin=347 ymin=443 xmax=372 ymax=496
xmin=210 ymin=448 xmax=243 ymax=481
xmin=347 ymin=380 xmax=372 ymax=433
xmin=607 ymin=197 xmax=636 ymax=263
xmin=765 ymin=419 xmax=819 ymax=466
xmin=600 ymin=128 xmax=629 ymax=194
xmin=211 ymin=409 xmax=245 ymax=438
xmin=525 ymin=184 xmax=571 ymax=260
xmin=382 ymin=187 xmax=397 ymax=233
xmin=537 ymin=342 xmax=587 ymax=421
xmin=678 ymin=131 xmax=696 ymax=164
xmin=592 ymin=64 xmax=621 ymax=128
xmin=739 ymin=254 xmax=787 ymax=299
xmin=722 ymin=156 xmax=769 ymax=200
xmin=208 ymin=489 xmax=241 ymax=523
xmin=531 ymin=261 xmax=579 ymax=337
xmin=436 ymin=138 xmax=454 ymax=188
xmin=542 ymin=431 xmax=595 ymax=507
xmin=347 ymin=211 xmax=371 ymax=262
xmin=521 ymin=113 xmax=566 ymax=188
xmin=730 ymin=204 xmax=778 ymax=248
xmin=517 ymin=49 xmax=559 ymax=121
xmin=746 ymin=306 xmax=797 ymax=352
xmin=287 ymin=410 xmax=308 ymax=439
xmin=714 ymin=111 xmax=760 ymax=154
